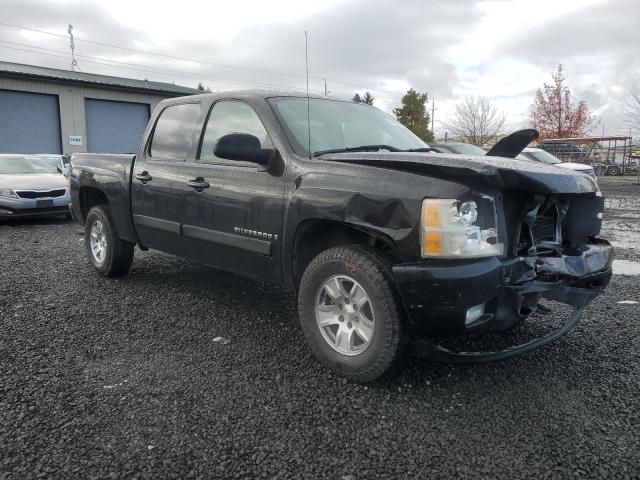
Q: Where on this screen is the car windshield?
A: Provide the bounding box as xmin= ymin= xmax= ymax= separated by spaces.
xmin=268 ymin=97 xmax=427 ymax=157
xmin=0 ymin=156 xmax=58 ymax=174
xmin=38 ymin=156 xmax=63 ymax=170
xmin=526 ymin=150 xmax=561 ymax=164
xmin=448 ymin=144 xmax=487 ymax=155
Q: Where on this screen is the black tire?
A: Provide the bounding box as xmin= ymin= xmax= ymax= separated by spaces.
xmin=298 ymin=245 xmax=405 ymax=382
xmin=84 ymin=204 xmax=134 ymax=277
xmin=609 ymin=166 xmax=621 ymax=176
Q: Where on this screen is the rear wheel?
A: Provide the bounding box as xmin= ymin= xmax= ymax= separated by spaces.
xmin=609 ymin=166 xmax=621 ymax=176
xmin=85 ymin=205 xmax=134 ymax=277
xmin=298 ymin=246 xmax=405 ymax=382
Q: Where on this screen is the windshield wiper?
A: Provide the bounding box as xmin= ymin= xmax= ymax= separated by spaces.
xmin=312 ymin=144 xmax=402 ymax=157
xmin=401 ymin=147 xmax=438 ymax=153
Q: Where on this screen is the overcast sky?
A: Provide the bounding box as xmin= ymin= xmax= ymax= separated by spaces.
xmin=0 ymin=0 xmax=637 ymax=137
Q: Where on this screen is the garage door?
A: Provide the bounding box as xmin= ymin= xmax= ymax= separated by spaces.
xmin=85 ymin=99 xmax=150 ymax=154
xmin=0 ymin=90 xmax=62 ymax=154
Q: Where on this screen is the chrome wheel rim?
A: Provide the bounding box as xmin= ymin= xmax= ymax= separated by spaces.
xmin=315 ymin=275 xmax=375 ymax=356
xmin=89 ymin=220 xmax=107 ymax=265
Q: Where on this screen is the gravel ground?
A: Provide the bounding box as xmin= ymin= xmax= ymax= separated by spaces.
xmin=1 ymin=177 xmax=639 ymax=479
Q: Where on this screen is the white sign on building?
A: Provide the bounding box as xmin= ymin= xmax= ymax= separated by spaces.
xmin=69 ymin=135 xmax=83 ymax=146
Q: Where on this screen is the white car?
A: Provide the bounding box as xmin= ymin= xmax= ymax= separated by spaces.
xmin=35 ymin=154 xmax=71 ymax=178
xmin=517 ymin=147 xmax=597 ymax=180
xmin=0 ymin=154 xmax=71 ymax=219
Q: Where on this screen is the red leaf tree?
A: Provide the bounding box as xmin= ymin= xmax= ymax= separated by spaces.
xmin=530 ymin=65 xmax=595 ymax=139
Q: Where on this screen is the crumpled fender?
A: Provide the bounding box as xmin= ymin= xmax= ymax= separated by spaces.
xmin=285 ymin=185 xmax=418 ymax=242
xmin=281 ymin=170 xmax=469 ymax=287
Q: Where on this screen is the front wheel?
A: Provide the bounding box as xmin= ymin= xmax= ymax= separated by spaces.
xmin=85 ymin=205 xmax=134 ymax=277
xmin=298 ymin=246 xmax=405 ymax=382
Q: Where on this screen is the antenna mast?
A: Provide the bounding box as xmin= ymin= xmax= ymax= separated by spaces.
xmin=305 ymin=31 xmax=311 ymax=158
xmin=68 ymin=24 xmax=80 ymax=72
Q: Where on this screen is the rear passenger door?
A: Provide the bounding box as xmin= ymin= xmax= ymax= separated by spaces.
xmin=131 ymin=102 xmax=202 ymax=257
xmin=181 ymin=99 xmax=285 ymax=282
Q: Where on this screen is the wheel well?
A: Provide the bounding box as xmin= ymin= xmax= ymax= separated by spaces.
xmin=79 ymin=187 xmax=108 ymax=224
xmin=291 ymin=220 xmax=398 ymax=288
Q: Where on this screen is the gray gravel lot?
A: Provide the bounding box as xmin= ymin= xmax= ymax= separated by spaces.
xmin=1 ymin=178 xmax=639 ymax=479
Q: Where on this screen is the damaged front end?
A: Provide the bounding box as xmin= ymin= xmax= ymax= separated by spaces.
xmin=393 ymin=189 xmax=613 ymax=363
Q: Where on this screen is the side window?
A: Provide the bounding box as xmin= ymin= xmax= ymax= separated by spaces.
xmin=199 ymin=100 xmax=272 ymax=163
xmin=149 ymin=103 xmax=201 ymax=161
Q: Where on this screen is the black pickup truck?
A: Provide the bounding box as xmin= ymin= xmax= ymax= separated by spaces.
xmin=69 ymin=91 xmax=613 ymax=382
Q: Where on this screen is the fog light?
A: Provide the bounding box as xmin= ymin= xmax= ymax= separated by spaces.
xmin=465 ymin=303 xmax=485 ymax=325
xmin=0 ymin=207 xmax=13 ymax=215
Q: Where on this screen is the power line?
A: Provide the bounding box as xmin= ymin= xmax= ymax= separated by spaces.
xmin=0 ymin=40 xmax=340 ymax=94
xmin=0 ymin=21 xmax=405 ymax=96
xmin=0 ymin=21 xmax=308 ymax=80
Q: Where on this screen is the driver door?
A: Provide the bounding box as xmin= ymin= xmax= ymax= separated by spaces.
xmin=181 ymin=99 xmax=285 ymax=282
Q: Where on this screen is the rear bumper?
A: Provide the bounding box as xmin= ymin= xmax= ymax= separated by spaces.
xmin=392 ymin=240 xmax=614 ymax=336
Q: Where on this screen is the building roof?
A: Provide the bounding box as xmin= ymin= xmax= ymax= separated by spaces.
xmin=0 ymin=61 xmax=199 ymax=96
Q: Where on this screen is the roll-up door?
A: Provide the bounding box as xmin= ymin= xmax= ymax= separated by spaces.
xmin=85 ymin=99 xmax=150 ymax=153
xmin=0 ymin=90 xmax=62 ymax=154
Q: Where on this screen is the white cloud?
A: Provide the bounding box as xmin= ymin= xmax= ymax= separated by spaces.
xmin=0 ymin=0 xmax=636 ymax=136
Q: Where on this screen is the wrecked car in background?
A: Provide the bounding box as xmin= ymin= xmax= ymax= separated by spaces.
xmin=68 ymin=92 xmax=613 ymax=382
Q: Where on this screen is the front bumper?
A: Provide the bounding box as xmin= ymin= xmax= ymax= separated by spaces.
xmin=392 ymin=240 xmax=614 ymax=336
xmin=0 ymin=195 xmax=71 ymax=218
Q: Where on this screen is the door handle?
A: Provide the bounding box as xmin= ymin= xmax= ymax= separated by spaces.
xmin=135 ymin=171 xmax=153 ymax=183
xmin=187 ymin=177 xmax=210 ymax=191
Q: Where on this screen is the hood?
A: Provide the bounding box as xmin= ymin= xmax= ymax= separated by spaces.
xmin=486 ymin=129 xmax=540 ymax=158
xmin=321 ymin=152 xmax=598 ymax=194
xmin=557 ymin=162 xmax=593 ymax=172
xmin=0 ymin=173 xmax=69 ymax=190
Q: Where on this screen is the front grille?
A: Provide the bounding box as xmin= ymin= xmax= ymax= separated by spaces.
xmin=516 ymin=201 xmax=561 ymax=256
xmin=16 ymin=189 xmax=66 ymax=199
xmin=531 ymin=215 xmax=556 ymax=242
xmin=510 ymin=193 xmax=603 ymax=257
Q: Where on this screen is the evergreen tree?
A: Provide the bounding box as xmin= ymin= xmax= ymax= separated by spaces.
xmin=393 ymin=89 xmax=433 ymax=142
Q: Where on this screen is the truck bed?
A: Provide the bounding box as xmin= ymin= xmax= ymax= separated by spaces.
xmin=69 ymin=153 xmax=138 ymax=243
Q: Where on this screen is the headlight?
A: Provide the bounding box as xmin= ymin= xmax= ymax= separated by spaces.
xmin=420 ymin=197 xmax=503 ymax=258
xmin=0 ymin=189 xmax=18 ymax=199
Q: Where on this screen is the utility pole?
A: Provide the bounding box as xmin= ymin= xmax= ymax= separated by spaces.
xmin=558 ymin=90 xmax=562 ymax=137
xmin=324 ymin=79 xmax=327 ymax=96
xmin=431 ymin=97 xmax=435 ymax=137
xmin=68 ymin=24 xmax=80 ymax=72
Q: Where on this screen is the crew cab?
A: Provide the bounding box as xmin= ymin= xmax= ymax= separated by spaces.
xmin=69 ymin=91 xmax=613 ymax=382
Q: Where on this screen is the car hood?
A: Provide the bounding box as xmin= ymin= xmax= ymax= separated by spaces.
xmin=321 ymin=152 xmax=598 ymax=194
xmin=557 ymin=162 xmax=593 ymax=172
xmin=0 ymin=173 xmax=69 ymax=190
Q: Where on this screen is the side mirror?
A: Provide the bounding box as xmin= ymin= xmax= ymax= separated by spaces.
xmin=214 ymin=133 xmax=273 ymax=165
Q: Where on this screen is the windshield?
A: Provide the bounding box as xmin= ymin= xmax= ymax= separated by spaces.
xmin=268 ymin=97 xmax=427 ymax=157
xmin=525 ymin=150 xmax=561 ymax=165
xmin=0 ymin=156 xmax=58 ymax=174
xmin=38 ymin=156 xmax=63 ymax=170
xmin=447 ymin=144 xmax=487 ymax=155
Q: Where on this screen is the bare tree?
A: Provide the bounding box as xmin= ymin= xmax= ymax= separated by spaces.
xmin=623 ymin=86 xmax=640 ymax=134
xmin=442 ymin=96 xmax=507 ymax=146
